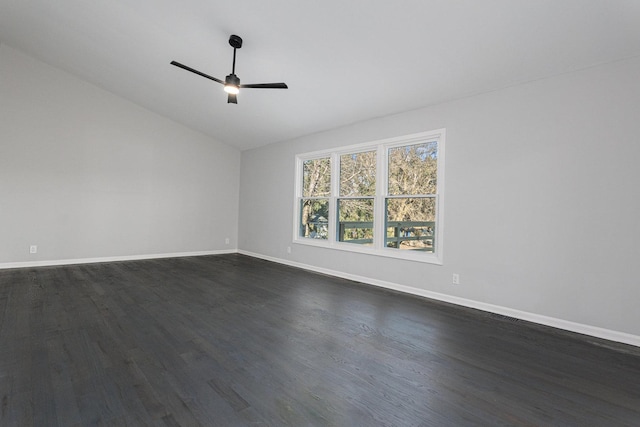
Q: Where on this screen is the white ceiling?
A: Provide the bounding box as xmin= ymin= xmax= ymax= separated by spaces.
xmin=1 ymin=1 xmax=639 ymax=150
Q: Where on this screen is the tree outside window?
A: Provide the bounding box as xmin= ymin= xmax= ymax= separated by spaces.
xmin=338 ymin=151 xmax=376 ymax=245
xmin=300 ymin=157 xmax=330 ymax=239
xmin=295 ymin=129 xmax=445 ymax=264
xmin=386 ymin=142 xmax=438 ymax=251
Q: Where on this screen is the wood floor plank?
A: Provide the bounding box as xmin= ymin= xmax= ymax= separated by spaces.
xmin=1 ymin=254 xmax=639 ymax=426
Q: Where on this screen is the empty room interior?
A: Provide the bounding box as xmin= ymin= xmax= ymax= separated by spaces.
xmin=1 ymin=1 xmax=640 ymax=426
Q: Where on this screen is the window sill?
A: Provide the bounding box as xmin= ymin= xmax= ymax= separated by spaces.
xmin=293 ymin=237 xmax=443 ymax=265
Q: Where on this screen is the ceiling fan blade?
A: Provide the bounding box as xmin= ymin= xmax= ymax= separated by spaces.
xmin=227 ymin=93 xmax=238 ymax=104
xmin=170 ymin=61 xmax=224 ymax=85
xmin=240 ymin=83 xmax=288 ymax=89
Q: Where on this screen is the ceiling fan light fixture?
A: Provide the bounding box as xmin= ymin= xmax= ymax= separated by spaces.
xmin=224 ymin=84 xmax=239 ymax=94
xmin=224 ymin=73 xmax=240 ymax=94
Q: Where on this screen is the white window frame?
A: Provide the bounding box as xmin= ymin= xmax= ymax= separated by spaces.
xmin=293 ymin=129 xmax=445 ymax=264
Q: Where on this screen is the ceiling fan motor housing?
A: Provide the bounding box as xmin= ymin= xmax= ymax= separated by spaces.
xmin=225 ymin=74 xmax=240 ymax=86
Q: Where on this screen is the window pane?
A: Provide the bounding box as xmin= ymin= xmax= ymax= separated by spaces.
xmin=386 ymin=197 xmax=436 ymax=251
xmin=300 ymin=198 xmax=329 ymax=239
xmin=388 ymin=142 xmax=438 ymax=195
xmin=337 ymin=199 xmax=374 ymax=245
xmin=303 ymin=158 xmax=331 ymax=197
xmin=340 ymin=151 xmax=376 ymax=196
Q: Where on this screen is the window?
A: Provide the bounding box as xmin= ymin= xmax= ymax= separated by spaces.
xmin=386 ymin=142 xmax=437 ymax=251
xmin=338 ymin=150 xmax=376 ymax=246
xmin=294 ymin=129 xmax=445 ymax=264
xmin=299 ymin=157 xmax=330 ymax=239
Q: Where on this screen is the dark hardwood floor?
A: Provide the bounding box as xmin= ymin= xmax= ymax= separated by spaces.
xmin=0 ymin=254 xmax=639 ymax=426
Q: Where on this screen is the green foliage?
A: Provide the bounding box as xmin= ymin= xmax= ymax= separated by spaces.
xmin=300 ymin=198 xmax=329 ymax=239
xmin=386 ymin=197 xmax=436 ymax=222
xmin=338 ymin=199 xmax=373 ymax=222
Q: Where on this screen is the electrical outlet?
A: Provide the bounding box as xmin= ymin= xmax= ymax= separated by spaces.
xmin=452 ymin=273 xmax=460 ymax=285
xmin=30 ymin=245 xmax=38 ymax=254
xmin=286 ymin=246 xmax=291 ymax=254
xmin=225 ymin=238 xmax=230 ymax=245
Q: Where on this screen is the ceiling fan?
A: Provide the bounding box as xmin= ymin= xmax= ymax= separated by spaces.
xmin=171 ymin=34 xmax=288 ymax=104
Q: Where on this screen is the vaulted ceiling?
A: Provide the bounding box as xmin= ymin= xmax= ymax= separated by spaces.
xmin=1 ymin=1 xmax=639 ymax=150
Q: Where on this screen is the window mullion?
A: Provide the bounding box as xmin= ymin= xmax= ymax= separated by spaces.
xmin=329 ymin=152 xmax=340 ymax=244
xmin=293 ymin=157 xmax=302 ymax=241
xmin=374 ymin=143 xmax=387 ymax=251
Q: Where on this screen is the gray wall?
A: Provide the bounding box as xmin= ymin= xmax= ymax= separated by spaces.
xmin=0 ymin=44 xmax=240 ymax=263
xmin=239 ymin=56 xmax=640 ymax=339
xmin=2 ymin=40 xmax=638 ymax=342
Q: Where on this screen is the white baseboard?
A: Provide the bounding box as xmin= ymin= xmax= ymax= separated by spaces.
xmin=239 ymin=250 xmax=640 ymax=348
xmin=0 ymin=249 xmax=237 ymax=270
